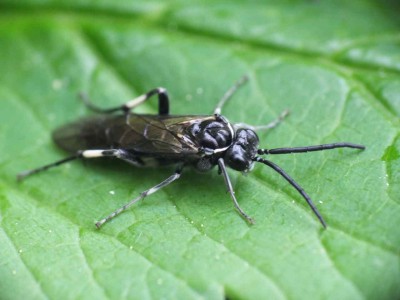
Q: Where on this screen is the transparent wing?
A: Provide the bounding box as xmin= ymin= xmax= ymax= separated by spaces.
xmin=52 ymin=114 xmax=213 ymax=157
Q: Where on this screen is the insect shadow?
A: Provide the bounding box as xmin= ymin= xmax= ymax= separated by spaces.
xmin=18 ymin=76 xmax=365 ymax=228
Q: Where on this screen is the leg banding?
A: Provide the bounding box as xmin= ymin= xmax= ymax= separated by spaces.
xmin=235 ymin=109 xmax=290 ymax=132
xmin=17 ymin=153 xmax=83 ymax=181
xmin=80 ymin=87 xmax=170 ymax=115
xmin=95 ymin=167 xmax=183 ymax=228
xmin=218 ymin=158 xmax=255 ymax=224
xmin=17 ymin=149 xmax=133 ymax=181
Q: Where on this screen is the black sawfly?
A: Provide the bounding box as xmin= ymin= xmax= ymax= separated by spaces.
xmin=18 ymin=76 xmax=365 ymax=228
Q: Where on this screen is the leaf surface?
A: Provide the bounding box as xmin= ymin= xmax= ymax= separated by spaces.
xmin=0 ymin=1 xmax=399 ymax=299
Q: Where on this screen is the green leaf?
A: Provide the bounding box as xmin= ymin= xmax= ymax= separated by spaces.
xmin=1 ymin=1 xmax=400 ymax=299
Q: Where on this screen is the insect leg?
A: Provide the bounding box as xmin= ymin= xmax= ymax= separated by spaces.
xmin=213 ymin=75 xmax=249 ymax=115
xmin=218 ymin=158 xmax=255 ymax=224
xmin=95 ymin=166 xmax=183 ymax=228
xmin=79 ymin=87 xmax=169 ymax=115
xmin=258 ymin=143 xmax=365 ymax=155
xmin=234 ymin=109 xmax=290 ymax=131
xmin=17 ymin=149 xmax=135 ymax=181
xmin=254 ymin=157 xmax=327 ymax=228
xmin=17 ymin=154 xmax=83 ymax=181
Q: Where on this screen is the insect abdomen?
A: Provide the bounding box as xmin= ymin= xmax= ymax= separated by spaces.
xmin=52 ymin=115 xmax=125 ymax=153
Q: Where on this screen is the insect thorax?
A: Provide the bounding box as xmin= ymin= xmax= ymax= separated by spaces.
xmin=189 ymin=116 xmax=259 ymax=172
xmin=188 ymin=116 xmax=234 ymax=171
xmin=189 ymin=118 xmax=233 ymax=150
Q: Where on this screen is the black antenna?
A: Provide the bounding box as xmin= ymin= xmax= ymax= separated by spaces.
xmin=258 ymin=142 xmax=365 ymax=155
xmin=254 ymin=157 xmax=327 ymax=228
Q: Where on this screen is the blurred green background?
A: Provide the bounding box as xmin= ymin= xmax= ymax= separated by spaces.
xmin=0 ymin=1 xmax=399 ymax=299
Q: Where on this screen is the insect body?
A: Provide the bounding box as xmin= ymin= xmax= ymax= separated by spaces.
xmin=18 ymin=76 xmax=365 ymax=228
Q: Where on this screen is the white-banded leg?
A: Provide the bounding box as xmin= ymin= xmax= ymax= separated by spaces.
xmin=234 ymin=109 xmax=290 ymax=132
xmin=213 ymin=75 xmax=249 ymax=115
xmin=17 ymin=149 xmax=135 ymax=181
xmin=80 ymin=87 xmax=170 ymax=116
xmin=95 ymin=166 xmax=183 ymax=228
xmin=218 ymin=158 xmax=255 ymax=224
